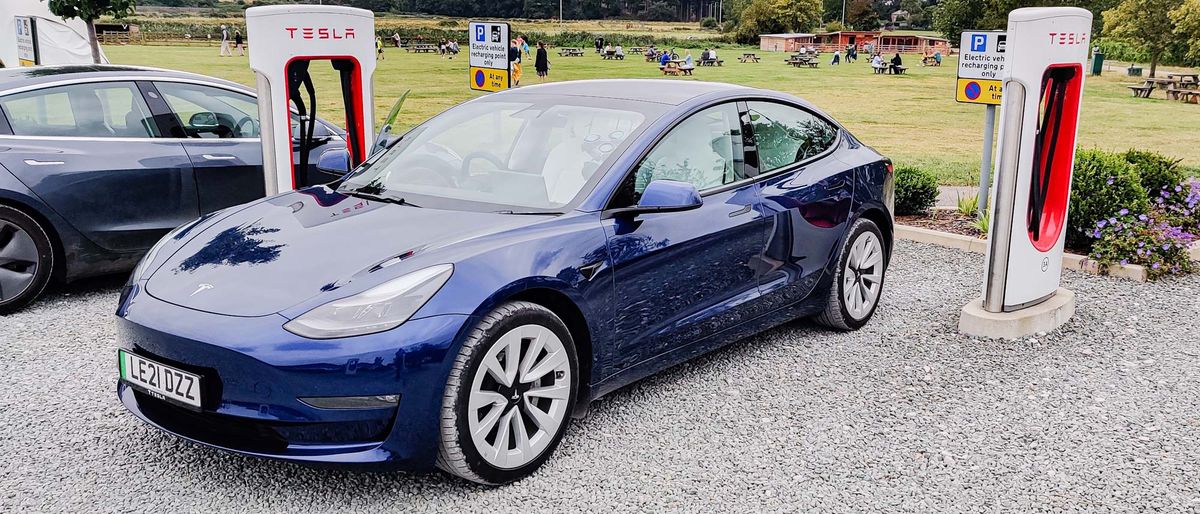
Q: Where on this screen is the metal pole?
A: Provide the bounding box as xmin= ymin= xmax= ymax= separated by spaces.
xmin=978 ymin=104 xmax=997 ymax=219
xmin=842 ymin=0 xmax=847 ymax=26
xmin=560 ymin=0 xmax=563 ymax=25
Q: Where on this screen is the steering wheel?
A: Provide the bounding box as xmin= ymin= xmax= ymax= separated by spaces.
xmin=460 ymin=151 xmax=507 ymax=178
xmin=234 ymin=116 xmax=259 ymax=138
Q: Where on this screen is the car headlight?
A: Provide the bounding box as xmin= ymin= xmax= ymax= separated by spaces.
xmin=283 ymin=264 xmax=453 ymax=339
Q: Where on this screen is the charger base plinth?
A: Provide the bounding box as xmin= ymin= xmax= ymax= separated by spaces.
xmin=959 ymin=288 xmax=1075 ymax=339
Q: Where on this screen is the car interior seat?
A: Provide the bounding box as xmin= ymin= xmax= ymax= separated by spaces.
xmin=69 ymin=90 xmax=116 ymax=137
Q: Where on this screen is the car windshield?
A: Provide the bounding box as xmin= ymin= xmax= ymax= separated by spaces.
xmin=339 ymin=95 xmax=661 ymax=212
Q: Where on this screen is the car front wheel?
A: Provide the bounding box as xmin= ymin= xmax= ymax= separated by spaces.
xmin=815 ymin=217 xmax=886 ymax=330
xmin=0 ymin=205 xmax=54 ymax=314
xmin=437 ymin=301 xmax=578 ymax=485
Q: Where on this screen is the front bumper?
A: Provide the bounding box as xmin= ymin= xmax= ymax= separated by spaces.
xmin=116 ymin=284 xmax=467 ymax=471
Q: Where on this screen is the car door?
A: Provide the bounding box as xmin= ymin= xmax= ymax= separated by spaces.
xmin=0 ymin=81 xmax=199 ymax=253
xmin=745 ymin=100 xmax=853 ymax=306
xmin=150 ymin=80 xmax=266 ymax=214
xmin=600 ymin=102 xmax=767 ymax=371
xmin=151 ymin=80 xmax=346 ymax=213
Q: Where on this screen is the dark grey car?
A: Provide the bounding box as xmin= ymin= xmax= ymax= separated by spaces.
xmin=0 ymin=65 xmax=347 ymax=312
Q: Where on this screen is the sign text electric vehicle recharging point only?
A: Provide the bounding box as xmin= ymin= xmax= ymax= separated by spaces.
xmin=960 ymin=7 xmax=1092 ymax=339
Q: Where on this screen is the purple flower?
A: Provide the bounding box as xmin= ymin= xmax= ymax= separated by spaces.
xmin=1138 ymin=214 xmax=1149 ymax=221
xmin=1163 ymin=243 xmax=1171 ymax=250
xmin=1097 ymin=219 xmax=1108 ymax=228
xmin=1106 ymin=177 xmax=1115 ymax=185
xmin=1120 ymin=259 xmax=1128 ymax=266
xmin=1119 ymin=208 xmax=1130 ymax=216
xmin=1108 ymin=217 xmax=1118 ymax=225
xmin=1152 ymin=262 xmax=1161 ymax=270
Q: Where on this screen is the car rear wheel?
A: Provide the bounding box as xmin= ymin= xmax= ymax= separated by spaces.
xmin=815 ymin=217 xmax=886 ymax=331
xmin=0 ymin=206 xmax=54 ymax=314
xmin=437 ymin=301 xmax=578 ymax=485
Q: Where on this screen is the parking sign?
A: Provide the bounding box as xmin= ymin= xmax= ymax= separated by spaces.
xmin=468 ymin=21 xmax=510 ymax=92
xmin=957 ymin=31 xmax=1007 ymax=105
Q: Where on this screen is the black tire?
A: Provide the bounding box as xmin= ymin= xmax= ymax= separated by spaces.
xmin=814 ymin=217 xmax=887 ymax=331
xmin=0 ymin=205 xmax=54 ymax=315
xmin=436 ymin=301 xmax=579 ymax=485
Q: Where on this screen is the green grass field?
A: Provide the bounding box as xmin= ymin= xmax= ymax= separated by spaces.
xmin=103 ymin=44 xmax=1200 ymax=184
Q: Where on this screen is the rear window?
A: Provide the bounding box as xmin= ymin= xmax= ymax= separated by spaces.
xmin=0 ymin=82 xmax=157 ymax=138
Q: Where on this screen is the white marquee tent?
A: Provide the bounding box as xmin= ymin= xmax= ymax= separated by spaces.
xmin=1 ymin=0 xmax=108 ymax=67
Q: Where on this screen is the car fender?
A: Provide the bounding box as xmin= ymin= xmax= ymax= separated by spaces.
xmin=0 ymin=164 xmax=100 ymax=280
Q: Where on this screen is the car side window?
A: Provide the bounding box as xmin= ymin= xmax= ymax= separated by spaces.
xmin=155 ymin=82 xmax=260 ymax=139
xmin=746 ymin=101 xmax=838 ymax=173
xmin=616 ymin=103 xmax=744 ymax=206
xmin=0 ymin=82 xmax=157 ymax=138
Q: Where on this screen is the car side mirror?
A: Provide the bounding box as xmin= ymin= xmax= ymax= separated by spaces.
xmin=603 ymin=180 xmax=703 ymax=219
xmin=316 ymin=148 xmax=351 ymax=175
xmin=188 ymin=111 xmax=219 ymax=128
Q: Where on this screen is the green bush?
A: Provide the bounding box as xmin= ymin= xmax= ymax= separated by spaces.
xmin=1124 ymin=150 xmax=1185 ymax=196
xmin=1067 ymin=149 xmax=1148 ymax=250
xmin=894 ymin=166 xmax=939 ymax=215
xmin=700 ymin=17 xmax=718 ymax=29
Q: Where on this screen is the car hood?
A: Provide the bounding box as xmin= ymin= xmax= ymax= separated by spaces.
xmin=145 ymin=187 xmax=538 ymax=317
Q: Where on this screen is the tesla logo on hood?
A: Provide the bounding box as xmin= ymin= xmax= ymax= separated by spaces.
xmin=190 ymin=283 xmax=214 ymax=297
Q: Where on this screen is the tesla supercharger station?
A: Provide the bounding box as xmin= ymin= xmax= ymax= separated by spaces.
xmin=960 ymin=7 xmax=1092 ymax=339
xmin=246 ymin=5 xmax=376 ymax=196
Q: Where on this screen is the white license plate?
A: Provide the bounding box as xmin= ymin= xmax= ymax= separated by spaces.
xmin=119 ymin=350 xmax=203 ymax=409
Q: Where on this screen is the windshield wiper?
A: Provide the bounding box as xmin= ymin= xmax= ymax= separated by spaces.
xmin=343 ymin=189 xmax=421 ymax=208
xmin=493 ymin=210 xmax=563 ymax=215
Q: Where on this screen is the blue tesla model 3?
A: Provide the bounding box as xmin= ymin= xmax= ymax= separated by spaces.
xmin=116 ymin=79 xmax=894 ymax=485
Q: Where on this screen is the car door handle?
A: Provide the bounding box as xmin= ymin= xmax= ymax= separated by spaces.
xmin=728 ymin=204 xmax=753 ymax=217
xmin=23 ymin=159 xmax=64 ymax=166
xmin=201 ymin=154 xmax=238 ymax=161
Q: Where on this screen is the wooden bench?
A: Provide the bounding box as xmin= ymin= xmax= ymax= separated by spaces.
xmin=1127 ymin=85 xmax=1154 ymax=98
xmin=738 ymin=54 xmax=760 ymax=63
xmin=1179 ymin=91 xmax=1200 ymax=104
xmin=891 ymin=65 xmax=907 ymax=75
xmin=558 ymin=48 xmax=585 ymax=57
xmin=872 ymin=64 xmax=888 ymax=74
xmin=699 ymin=58 xmax=723 ymax=66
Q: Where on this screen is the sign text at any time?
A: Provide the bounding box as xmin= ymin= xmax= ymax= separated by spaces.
xmin=957 ymin=31 xmax=1007 ymax=105
xmin=468 ymin=21 xmax=510 ymax=92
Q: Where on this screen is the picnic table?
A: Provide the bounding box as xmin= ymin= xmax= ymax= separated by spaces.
xmin=405 ymin=44 xmax=438 ymax=53
xmin=699 ymin=58 xmax=723 ymax=66
xmin=1128 ymin=83 xmax=1154 ymax=98
xmin=661 ymin=60 xmax=693 ymax=76
xmin=921 ymin=55 xmax=942 ymax=66
xmin=1167 ymin=72 xmax=1200 ymax=85
xmin=558 ymin=47 xmax=585 ymax=57
xmin=738 ymin=53 xmax=760 ymax=63
xmin=629 ymin=47 xmax=644 ymax=54
xmin=1144 ymin=77 xmax=1175 ymax=90
xmin=787 ymin=56 xmax=818 ymax=68
xmin=601 ymin=50 xmax=625 ymax=60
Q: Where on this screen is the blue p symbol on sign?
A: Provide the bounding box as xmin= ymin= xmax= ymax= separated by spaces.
xmin=475 ymin=25 xmax=485 ymax=42
xmin=971 ymin=34 xmax=987 ymax=52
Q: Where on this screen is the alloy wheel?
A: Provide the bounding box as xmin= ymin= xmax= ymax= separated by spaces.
xmin=0 ymin=220 xmax=40 ymax=302
xmin=843 ymin=230 xmax=883 ymax=320
xmin=467 ymin=324 xmax=572 ymax=470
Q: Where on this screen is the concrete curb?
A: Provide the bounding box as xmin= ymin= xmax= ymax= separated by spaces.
xmin=894 ymin=224 xmax=1149 ymax=282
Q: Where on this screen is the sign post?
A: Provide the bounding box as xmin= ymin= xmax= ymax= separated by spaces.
xmin=15 ymin=16 xmax=38 ymax=66
xmin=957 ymin=30 xmax=1006 ymax=217
xmin=468 ymin=21 xmax=510 ymax=92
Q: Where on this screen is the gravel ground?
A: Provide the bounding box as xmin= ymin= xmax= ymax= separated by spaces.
xmin=3 ymin=240 xmax=1200 ymax=513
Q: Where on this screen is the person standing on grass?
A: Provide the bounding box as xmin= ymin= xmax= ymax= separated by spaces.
xmin=535 ymin=42 xmax=550 ymax=83
xmin=377 ymin=36 xmax=385 ymax=60
xmin=234 ymin=30 xmax=245 ymax=57
xmin=219 ymin=25 xmax=231 ymax=57
xmin=509 ymin=39 xmax=522 ymax=86
xmin=830 ymin=49 xmax=840 ymax=65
